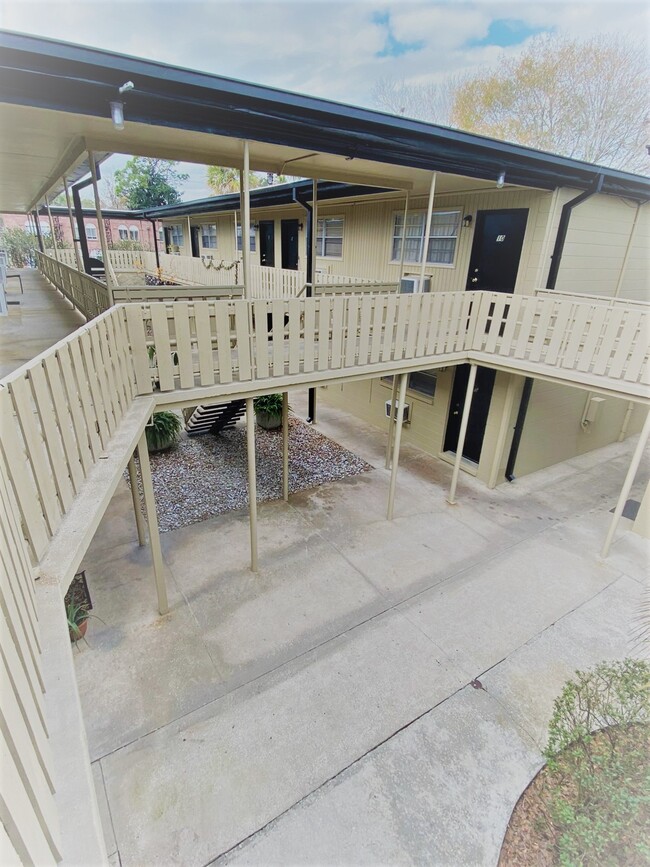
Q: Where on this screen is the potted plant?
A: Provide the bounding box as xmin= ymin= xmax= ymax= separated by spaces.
xmin=254 ymin=393 xmax=284 ymax=430
xmin=146 ymin=410 xmax=182 ymax=452
xmin=66 ymin=601 xmax=103 ymax=644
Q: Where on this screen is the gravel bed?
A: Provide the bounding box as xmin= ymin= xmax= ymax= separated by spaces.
xmin=128 ymin=417 xmax=371 ymax=533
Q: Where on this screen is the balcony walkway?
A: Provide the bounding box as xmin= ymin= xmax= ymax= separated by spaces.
xmin=0 ymin=267 xmax=85 ymax=378
xmin=76 ymin=392 xmax=648 ymax=867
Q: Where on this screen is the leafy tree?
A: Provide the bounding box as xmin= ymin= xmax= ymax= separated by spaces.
xmin=0 ymin=227 xmax=39 ymax=267
xmin=206 ymin=166 xmax=265 ymax=195
xmin=114 ymin=158 xmax=188 ymax=209
xmin=451 ymin=35 xmax=649 ymax=172
xmin=206 ymin=168 xmax=297 ymax=195
xmin=374 ymin=35 xmax=649 ymax=173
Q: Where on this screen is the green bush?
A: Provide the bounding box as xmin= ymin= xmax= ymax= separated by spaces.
xmin=145 ymin=411 xmax=182 ymax=452
xmin=543 ymin=659 xmax=650 ymax=866
xmin=253 ymin=393 xmax=284 ymax=415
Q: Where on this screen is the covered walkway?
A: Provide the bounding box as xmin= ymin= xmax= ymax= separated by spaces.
xmin=77 ymin=393 xmax=648 ymax=866
xmin=0 ymin=266 xmax=84 ymax=378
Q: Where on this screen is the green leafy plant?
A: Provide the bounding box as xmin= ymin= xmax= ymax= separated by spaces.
xmin=66 ymin=601 xmax=104 ymax=644
xmin=145 ymin=411 xmax=182 ymax=452
xmin=253 ymin=393 xmax=284 ymax=415
xmin=541 ymin=659 xmax=650 ymax=866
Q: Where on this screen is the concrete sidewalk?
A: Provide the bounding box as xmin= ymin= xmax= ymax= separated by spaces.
xmin=76 ymin=392 xmax=648 ymax=867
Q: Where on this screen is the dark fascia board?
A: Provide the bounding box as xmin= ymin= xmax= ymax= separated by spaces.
xmin=139 ymin=180 xmax=393 ymax=219
xmin=1 ymin=30 xmax=649 ymax=201
xmin=37 ymin=205 xmax=151 ymax=220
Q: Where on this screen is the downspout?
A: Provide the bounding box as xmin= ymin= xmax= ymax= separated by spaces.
xmin=32 ymin=209 xmax=44 ymax=253
xmin=147 ymin=217 xmax=161 ymax=269
xmin=505 ymin=174 xmax=605 ymax=482
xmin=293 ymin=186 xmax=316 ymax=422
xmin=71 ymin=176 xmax=95 ymax=273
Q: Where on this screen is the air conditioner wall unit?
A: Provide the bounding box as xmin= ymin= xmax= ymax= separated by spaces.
xmin=385 ymin=399 xmax=411 ymax=423
xmin=400 ymin=276 xmax=431 ymax=294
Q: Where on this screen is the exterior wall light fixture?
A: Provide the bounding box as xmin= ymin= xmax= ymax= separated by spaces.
xmin=496 ymin=171 xmax=506 ymax=189
xmin=462 ymin=214 xmax=473 ymax=228
xmin=110 ymin=101 xmax=124 ymax=130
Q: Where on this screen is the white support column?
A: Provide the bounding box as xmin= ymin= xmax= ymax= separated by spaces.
xmin=398 ymin=192 xmax=410 ymax=281
xmin=240 ymin=141 xmax=251 ymax=299
xmin=447 ymin=363 xmax=477 ymax=505
xmin=136 ymin=433 xmax=169 ymax=615
xmin=614 ymin=202 xmax=642 ymax=298
xmin=282 ymin=392 xmax=290 ymax=501
xmin=311 ymin=179 xmax=318 ymax=285
xmin=487 ymin=374 xmax=518 ymax=489
xmin=127 ymin=456 xmax=146 ymax=547
xmin=63 ymin=177 xmax=83 ymax=272
xmin=45 ymin=197 xmax=59 ymax=261
xmin=186 ymin=215 xmax=192 ymax=257
xmin=246 ymin=397 xmax=258 ymax=571
xmin=419 ymin=173 xmax=437 ymax=286
xmin=385 ymin=375 xmax=399 ymax=469
xmin=601 ymin=409 xmax=650 ymax=558
xmin=387 ymin=373 xmax=408 ymax=520
xmin=88 ymin=151 xmax=115 ymax=306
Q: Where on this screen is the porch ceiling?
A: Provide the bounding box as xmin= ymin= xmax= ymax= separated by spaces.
xmin=0 ymin=102 xmax=498 ymax=214
xmin=1 ymin=29 xmax=648 ymax=214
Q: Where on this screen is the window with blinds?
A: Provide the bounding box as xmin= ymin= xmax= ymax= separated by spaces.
xmin=392 ymin=210 xmax=460 ymax=265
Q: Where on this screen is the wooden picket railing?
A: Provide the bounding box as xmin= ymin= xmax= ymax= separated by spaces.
xmin=118 ymin=291 xmax=649 ymax=401
xmin=37 ymin=252 xmax=110 ymax=320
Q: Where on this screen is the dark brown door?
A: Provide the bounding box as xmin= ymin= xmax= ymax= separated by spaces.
xmin=466 ymin=209 xmax=528 ymax=292
xmin=190 ymin=226 xmax=201 ymax=258
xmin=281 ymin=219 xmax=299 ymax=270
xmin=443 ymin=209 xmax=528 ymax=462
xmin=259 ymin=220 xmax=275 ymax=266
xmin=443 ymin=365 xmax=496 ymax=462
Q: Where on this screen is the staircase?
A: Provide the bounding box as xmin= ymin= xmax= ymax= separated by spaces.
xmin=184 ymin=399 xmax=247 ymax=436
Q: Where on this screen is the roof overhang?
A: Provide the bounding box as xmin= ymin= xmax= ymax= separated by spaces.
xmin=1 ymin=29 xmax=648 ymax=214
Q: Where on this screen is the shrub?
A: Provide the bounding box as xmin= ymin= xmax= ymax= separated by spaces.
xmin=253 ymin=393 xmax=284 ymax=415
xmin=543 ymin=659 xmax=650 ymax=866
xmin=145 ymin=411 xmax=182 ymax=452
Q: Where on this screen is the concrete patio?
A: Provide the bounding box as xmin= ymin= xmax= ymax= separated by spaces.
xmin=74 ymin=391 xmax=648 ymax=867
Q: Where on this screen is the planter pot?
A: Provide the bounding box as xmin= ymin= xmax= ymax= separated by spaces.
xmin=69 ymin=619 xmax=88 ymax=643
xmin=256 ymin=410 xmax=282 ymax=430
xmin=148 ymin=437 xmax=177 ymax=453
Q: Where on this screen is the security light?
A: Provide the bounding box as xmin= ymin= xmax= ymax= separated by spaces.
xmin=110 ymin=101 xmax=124 ymax=130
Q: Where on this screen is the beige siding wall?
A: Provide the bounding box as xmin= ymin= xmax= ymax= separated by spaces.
xmin=314 ymin=188 xmax=552 ymax=291
xmin=541 ymin=192 xmax=650 ymax=301
xmin=512 ymin=382 xmax=646 ymax=477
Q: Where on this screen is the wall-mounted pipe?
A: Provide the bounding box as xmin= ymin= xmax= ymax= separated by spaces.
xmin=505 ymin=174 xmax=605 ymax=482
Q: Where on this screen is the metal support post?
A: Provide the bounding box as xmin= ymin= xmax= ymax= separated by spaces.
xmin=282 ymin=392 xmax=290 ymax=501
xmin=136 ymin=433 xmax=169 ymax=615
xmin=387 ymin=373 xmax=408 ymax=520
xmin=246 ymin=397 xmax=258 ymax=571
xmin=419 ymin=173 xmax=437 ymax=285
xmin=601 ymin=409 xmax=650 ymax=558
xmin=385 ymin=375 xmax=399 ymax=469
xmin=127 ymin=456 xmax=146 ymax=547
xmin=447 ymin=363 xmax=477 ymax=505
xmin=240 ymin=141 xmax=251 ymax=299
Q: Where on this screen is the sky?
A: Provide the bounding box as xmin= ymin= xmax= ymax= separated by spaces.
xmin=2 ymin=0 xmax=648 ymax=199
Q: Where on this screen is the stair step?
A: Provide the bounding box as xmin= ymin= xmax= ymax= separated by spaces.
xmin=185 ymin=399 xmax=247 ymax=436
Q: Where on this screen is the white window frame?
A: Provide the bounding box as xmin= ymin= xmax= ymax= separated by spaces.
xmin=390 ymin=209 xmax=461 ymax=267
xmin=85 ymin=223 xmax=98 ymax=240
xmin=236 ymin=225 xmax=256 ymax=253
xmin=316 ymin=216 xmax=344 ymax=259
xmin=170 ymin=224 xmax=184 ymax=248
xmin=201 ymin=223 xmax=217 ymax=249
xmin=129 ymin=225 xmax=139 ymax=241
xmin=382 ymin=369 xmax=438 ymax=402
xmin=118 ymin=224 xmax=128 ymax=240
